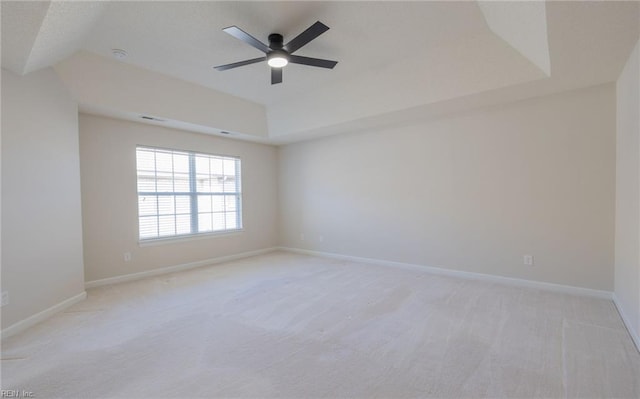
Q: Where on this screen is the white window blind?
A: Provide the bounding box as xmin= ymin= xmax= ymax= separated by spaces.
xmin=136 ymin=146 xmax=242 ymax=240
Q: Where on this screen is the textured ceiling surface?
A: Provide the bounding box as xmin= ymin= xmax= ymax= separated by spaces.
xmin=81 ymin=1 xmax=491 ymax=106
xmin=1 ymin=1 xmax=639 ymax=142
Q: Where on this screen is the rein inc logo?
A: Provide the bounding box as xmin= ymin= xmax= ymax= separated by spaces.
xmin=1 ymin=390 xmax=34 ymax=398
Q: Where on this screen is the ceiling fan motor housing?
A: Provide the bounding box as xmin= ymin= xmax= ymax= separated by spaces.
xmin=268 ymin=34 xmax=284 ymax=50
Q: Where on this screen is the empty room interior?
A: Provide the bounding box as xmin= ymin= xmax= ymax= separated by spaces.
xmin=2 ymin=1 xmax=640 ymax=397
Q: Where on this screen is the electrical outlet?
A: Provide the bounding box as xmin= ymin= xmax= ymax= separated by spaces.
xmin=124 ymin=252 xmax=132 ymax=262
xmin=1 ymin=291 xmax=9 ymax=307
xmin=319 ymin=235 xmax=324 ymax=242
xmin=523 ymin=255 xmax=534 ymax=266
xmin=300 ymin=233 xmax=305 ymax=241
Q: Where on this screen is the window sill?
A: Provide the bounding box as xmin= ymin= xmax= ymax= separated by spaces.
xmin=138 ymin=229 xmax=243 ymax=247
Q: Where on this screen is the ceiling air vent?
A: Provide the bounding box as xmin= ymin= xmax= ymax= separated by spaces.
xmin=140 ymin=116 xmax=165 ymax=122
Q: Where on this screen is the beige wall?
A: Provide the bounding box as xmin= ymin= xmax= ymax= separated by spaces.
xmin=1 ymin=68 xmax=85 ymax=328
xmin=278 ymin=84 xmax=616 ymax=291
xmin=615 ymin=37 xmax=640 ymax=341
xmin=79 ymin=114 xmax=278 ymax=282
xmin=56 ymin=52 xmax=268 ymax=139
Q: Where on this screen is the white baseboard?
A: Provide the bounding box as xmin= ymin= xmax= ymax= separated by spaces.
xmin=1 ymin=291 xmax=87 ymax=340
xmin=612 ymin=294 xmax=640 ymax=353
xmin=279 ymin=247 xmax=612 ymax=300
xmin=85 ymin=247 xmax=278 ymax=289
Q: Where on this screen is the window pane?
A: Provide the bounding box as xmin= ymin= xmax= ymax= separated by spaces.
xmin=158 ymin=215 xmax=175 ymax=236
xmin=155 ymin=151 xmax=173 ymax=172
xmin=235 ymin=160 xmax=242 ymax=192
xmin=211 ymin=176 xmax=224 ymax=192
xmin=174 ymin=173 xmax=190 ymax=192
xmin=136 ymin=150 xmax=155 ymax=171
xmin=196 ymin=175 xmax=211 ymax=192
xmin=198 ymin=195 xmax=212 ymax=213
xmin=173 ymin=153 xmax=189 ymax=173
xmin=225 ymin=212 xmax=238 ymax=229
xmin=195 ymin=156 xmax=209 ymax=175
xmin=223 ymin=159 xmax=236 ymax=177
xmin=212 ymin=196 xmax=224 ymax=212
xmin=223 ymin=176 xmax=237 ymax=193
xmin=225 ymin=195 xmax=237 ymax=211
xmin=139 ymin=216 xmax=158 ymax=239
xmin=158 ymin=196 xmax=175 ymax=215
xmin=175 ymin=196 xmax=191 ymax=214
xmin=156 ymin=172 xmax=173 ymax=192
xmin=210 ymin=157 xmax=223 ymax=176
xmin=138 ymin=196 xmax=157 ymax=216
xmin=176 ymin=214 xmax=191 ymax=235
xmin=137 ymin=174 xmax=156 ymax=192
xmin=198 ymin=213 xmax=212 ymax=232
xmin=213 ymin=213 xmax=225 ymax=231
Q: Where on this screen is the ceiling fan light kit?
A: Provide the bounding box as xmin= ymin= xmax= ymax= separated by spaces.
xmin=214 ymin=21 xmax=338 ymax=85
xmin=267 ymin=50 xmax=289 ymax=68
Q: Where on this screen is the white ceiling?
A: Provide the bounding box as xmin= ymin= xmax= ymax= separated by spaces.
xmin=83 ymin=1 xmax=493 ymax=106
xmin=2 ymin=1 xmax=639 ymax=143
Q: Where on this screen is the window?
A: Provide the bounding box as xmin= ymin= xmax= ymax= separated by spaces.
xmin=136 ymin=146 xmax=242 ymax=241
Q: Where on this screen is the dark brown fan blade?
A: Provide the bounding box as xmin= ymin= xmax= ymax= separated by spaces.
xmin=223 ymin=26 xmax=271 ymax=54
xmin=288 ymin=55 xmax=337 ymax=69
xmin=271 ymin=68 xmax=283 ymax=84
xmin=214 ymin=57 xmax=266 ymax=71
xmin=284 ymin=21 xmax=329 ymax=54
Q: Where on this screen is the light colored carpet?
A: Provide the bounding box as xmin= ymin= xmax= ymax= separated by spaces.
xmin=1 ymin=251 xmax=639 ymax=398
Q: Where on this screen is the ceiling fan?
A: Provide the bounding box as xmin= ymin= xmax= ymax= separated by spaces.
xmin=214 ymin=21 xmax=338 ymax=85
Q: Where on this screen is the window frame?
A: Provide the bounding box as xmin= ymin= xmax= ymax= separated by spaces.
xmin=135 ymin=145 xmax=243 ymax=244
